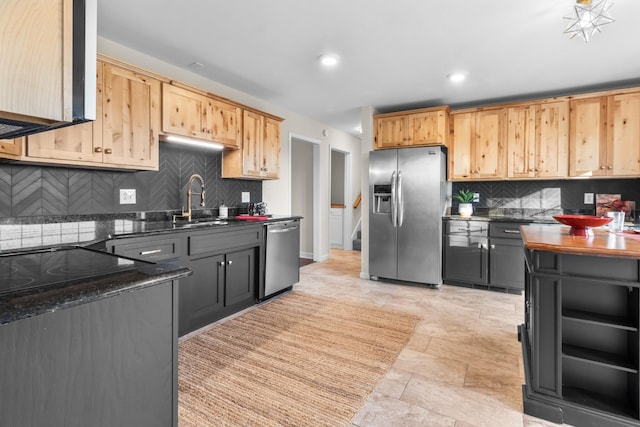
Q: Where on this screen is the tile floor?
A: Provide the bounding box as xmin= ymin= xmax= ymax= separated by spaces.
xmin=296 ymin=249 xmax=572 ymax=427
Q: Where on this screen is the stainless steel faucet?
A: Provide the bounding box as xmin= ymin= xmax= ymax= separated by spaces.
xmin=173 ymin=173 xmax=205 ymax=222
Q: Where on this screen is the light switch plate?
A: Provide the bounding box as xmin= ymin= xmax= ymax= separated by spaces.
xmin=119 ymin=189 xmax=136 ymax=205
xmin=472 ymin=193 xmax=480 ymax=203
xmin=241 ymin=192 xmax=250 ymax=203
xmin=584 ymin=192 xmax=594 ymax=205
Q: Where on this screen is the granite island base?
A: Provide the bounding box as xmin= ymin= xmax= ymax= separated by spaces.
xmin=520 ymin=225 xmax=640 ymax=427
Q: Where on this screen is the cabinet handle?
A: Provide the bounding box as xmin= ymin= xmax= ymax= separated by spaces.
xmin=140 ymin=249 xmax=162 ymax=255
xmin=104 ymin=148 xmax=112 ymax=154
xmin=457 ymin=227 xmax=468 ymax=231
xmin=228 ymin=260 xmax=233 ymax=265
xmin=94 ymin=147 xmax=103 ymax=153
xmin=503 ymin=229 xmax=520 ymax=234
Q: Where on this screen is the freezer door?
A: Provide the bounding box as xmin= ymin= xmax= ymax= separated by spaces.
xmin=369 ymin=149 xmax=398 ymax=279
xmin=396 ymin=147 xmax=445 ymax=285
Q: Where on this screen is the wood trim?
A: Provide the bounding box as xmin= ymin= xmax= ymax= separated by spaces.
xmin=353 ymin=194 xmax=361 ymax=209
xmin=374 ymin=105 xmax=450 ymax=119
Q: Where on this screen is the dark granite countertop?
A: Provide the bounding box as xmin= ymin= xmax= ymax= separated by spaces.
xmin=0 ymin=212 xmax=302 ymax=253
xmin=443 ymin=215 xmax=558 ymax=224
xmin=0 ymin=246 xmax=191 ymax=324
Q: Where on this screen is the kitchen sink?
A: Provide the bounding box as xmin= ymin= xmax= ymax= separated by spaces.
xmin=175 ymin=219 xmax=228 ymax=228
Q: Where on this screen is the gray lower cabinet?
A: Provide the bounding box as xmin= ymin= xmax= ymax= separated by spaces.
xmin=0 ymin=280 xmax=180 ymax=427
xmin=443 ymin=219 xmax=527 ymax=291
xmin=443 ymin=220 xmax=489 ymax=286
xmin=107 ymin=224 xmax=264 ymax=337
xmin=522 ymin=250 xmax=640 ymax=426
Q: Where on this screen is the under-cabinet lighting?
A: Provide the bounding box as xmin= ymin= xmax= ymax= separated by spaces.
xmin=162 ymin=135 xmax=224 ymax=150
xmin=318 ymin=53 xmax=340 ymax=67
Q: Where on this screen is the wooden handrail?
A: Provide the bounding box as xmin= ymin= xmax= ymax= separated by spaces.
xmin=353 ymin=194 xmax=362 ymax=209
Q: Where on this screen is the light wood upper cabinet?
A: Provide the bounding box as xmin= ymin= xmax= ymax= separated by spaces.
xmin=507 ymin=101 xmax=568 ymax=179
xmin=374 ymin=107 xmax=449 ymax=149
xmin=3 ymin=60 xmax=161 ymax=170
xmin=606 ymin=92 xmax=640 ymax=176
xmin=0 ymin=0 xmax=73 ymax=124
xmin=222 ymin=110 xmax=283 ymax=180
xmin=569 ymin=97 xmax=608 ymax=177
xmin=162 ymin=83 xmax=242 ymax=149
xmin=450 ymin=109 xmax=506 ymax=180
xmin=101 ymin=63 xmax=160 ymax=169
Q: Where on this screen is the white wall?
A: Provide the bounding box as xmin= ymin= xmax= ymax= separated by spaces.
xmin=359 ymin=106 xmax=375 ymax=279
xmin=98 ymin=37 xmax=362 ymax=262
xmin=291 ymin=140 xmax=313 ymax=257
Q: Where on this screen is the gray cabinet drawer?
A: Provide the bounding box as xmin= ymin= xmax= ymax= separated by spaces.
xmin=445 ymin=220 xmax=488 ymax=236
xmin=489 ymin=222 xmax=527 ymax=239
xmin=108 ymin=235 xmax=182 ymax=261
xmin=189 ymin=226 xmax=263 ymax=256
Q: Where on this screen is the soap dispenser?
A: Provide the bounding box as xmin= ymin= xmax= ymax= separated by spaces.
xmin=218 ymin=202 xmax=228 ymax=218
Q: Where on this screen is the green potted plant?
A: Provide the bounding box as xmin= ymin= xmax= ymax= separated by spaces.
xmin=453 ymin=189 xmax=475 ymax=217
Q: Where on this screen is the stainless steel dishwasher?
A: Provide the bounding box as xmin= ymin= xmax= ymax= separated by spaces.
xmin=261 ymin=219 xmax=300 ymax=300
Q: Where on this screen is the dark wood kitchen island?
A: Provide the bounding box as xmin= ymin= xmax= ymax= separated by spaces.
xmin=0 ymin=246 xmax=190 ymax=427
xmin=520 ymin=224 xmax=640 ymax=427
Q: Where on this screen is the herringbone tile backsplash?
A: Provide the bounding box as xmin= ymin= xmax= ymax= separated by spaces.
xmin=0 ymin=144 xmax=262 ymax=217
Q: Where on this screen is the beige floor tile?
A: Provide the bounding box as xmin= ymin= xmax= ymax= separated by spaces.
xmin=394 ymin=348 xmax=468 ymax=385
xmin=352 ymin=391 xmax=457 ymax=427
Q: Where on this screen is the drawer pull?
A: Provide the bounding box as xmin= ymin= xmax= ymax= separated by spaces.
xmin=140 ymin=249 xmax=162 ymax=255
xmin=503 ymin=229 xmax=520 ymax=234
xmin=457 ymin=227 xmax=468 ymax=231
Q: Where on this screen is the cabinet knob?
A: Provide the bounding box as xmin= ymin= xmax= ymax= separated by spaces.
xmin=228 ymin=260 xmax=233 ymax=265
xmin=94 ymin=147 xmax=103 ymax=153
xmin=490 ymin=244 xmax=496 ymax=249
xmin=104 ymin=148 xmax=112 ymax=155
xmin=608 ymin=165 xmax=613 ymax=170
xmin=600 ymin=165 xmax=606 ymax=169
xmin=219 ymin=261 xmax=225 ymax=266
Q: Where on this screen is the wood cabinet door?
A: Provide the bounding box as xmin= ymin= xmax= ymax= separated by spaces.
xmin=161 ymin=83 xmax=207 ymax=140
xmin=0 ymin=138 xmax=24 ymax=157
xmin=535 ymin=101 xmax=569 ymax=178
xmin=407 ymin=111 xmax=447 ymax=146
xmin=449 ymin=112 xmax=474 ymax=180
xmin=207 ymin=99 xmax=242 ymax=149
xmin=374 ymin=116 xmax=407 ymax=149
xmin=102 ymin=63 xmax=160 ymax=170
xmin=262 ymin=117 xmax=281 ymax=179
xmin=607 ymin=92 xmax=640 ymax=176
xmin=26 ymin=121 xmax=100 ymax=162
xmin=569 ymin=97 xmax=607 ymax=177
xmin=475 ymin=109 xmax=506 ymax=179
xmin=507 ymin=105 xmax=536 ymax=178
xmin=242 ymin=110 xmax=263 ymax=177
xmin=0 ymin=0 xmax=73 ymax=123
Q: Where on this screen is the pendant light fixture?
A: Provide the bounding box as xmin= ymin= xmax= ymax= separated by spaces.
xmin=564 ymin=0 xmax=615 ymax=42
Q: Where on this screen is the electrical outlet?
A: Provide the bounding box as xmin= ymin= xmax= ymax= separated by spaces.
xmin=241 ymin=192 xmax=250 ymax=203
xmin=584 ymin=192 xmax=594 ymax=204
xmin=472 ymin=193 xmax=480 ymax=203
xmin=119 ymin=189 xmax=136 ymax=205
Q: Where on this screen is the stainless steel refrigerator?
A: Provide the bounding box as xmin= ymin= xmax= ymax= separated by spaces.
xmin=369 ymin=146 xmax=446 ymax=286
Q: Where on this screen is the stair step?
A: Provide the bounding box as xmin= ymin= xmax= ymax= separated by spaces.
xmin=352 ymin=238 xmax=361 ymax=251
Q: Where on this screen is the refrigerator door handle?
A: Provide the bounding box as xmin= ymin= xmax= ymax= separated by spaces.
xmin=391 ymin=171 xmax=397 ymax=227
xmin=397 ymin=170 xmax=404 ymax=227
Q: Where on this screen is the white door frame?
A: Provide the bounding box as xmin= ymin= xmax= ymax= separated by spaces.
xmin=289 ymin=133 xmax=321 ymax=261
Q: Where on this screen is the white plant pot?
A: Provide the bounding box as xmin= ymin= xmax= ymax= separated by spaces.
xmin=458 ymin=203 xmax=473 ymax=217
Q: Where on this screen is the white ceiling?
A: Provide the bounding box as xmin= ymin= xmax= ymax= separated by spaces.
xmin=97 ymin=0 xmax=640 ymax=137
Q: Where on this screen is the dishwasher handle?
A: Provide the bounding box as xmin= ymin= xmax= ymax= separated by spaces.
xmin=268 ymin=225 xmax=299 ymax=233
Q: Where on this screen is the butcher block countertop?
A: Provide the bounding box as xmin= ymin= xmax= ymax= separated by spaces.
xmin=521 ymin=224 xmax=640 ymax=259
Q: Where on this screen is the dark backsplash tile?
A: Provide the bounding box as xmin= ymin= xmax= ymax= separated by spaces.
xmin=452 ymin=178 xmax=640 ymax=220
xmin=0 ymin=143 xmax=262 ymax=218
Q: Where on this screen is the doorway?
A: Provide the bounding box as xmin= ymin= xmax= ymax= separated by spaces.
xmin=290 ymin=134 xmax=320 ymax=261
xmin=330 ymin=148 xmax=352 ymax=251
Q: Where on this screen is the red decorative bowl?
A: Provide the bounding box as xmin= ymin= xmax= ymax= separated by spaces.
xmin=553 ymin=214 xmax=613 ymax=236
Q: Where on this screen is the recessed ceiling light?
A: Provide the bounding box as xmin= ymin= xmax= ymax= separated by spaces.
xmin=318 ymin=53 xmax=340 ymax=67
xmin=447 ymin=72 xmax=466 ymax=82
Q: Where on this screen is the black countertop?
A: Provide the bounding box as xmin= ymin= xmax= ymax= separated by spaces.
xmin=0 ymin=212 xmax=300 ymax=324
xmin=0 ymin=246 xmax=190 ymax=324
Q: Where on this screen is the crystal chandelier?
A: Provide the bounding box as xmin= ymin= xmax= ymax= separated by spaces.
xmin=564 ymin=0 xmax=615 ymax=42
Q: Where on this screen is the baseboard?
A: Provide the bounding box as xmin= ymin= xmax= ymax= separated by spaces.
xmin=299 ymin=251 xmax=313 ymax=259
xmin=360 ymin=272 xmax=370 ymax=280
